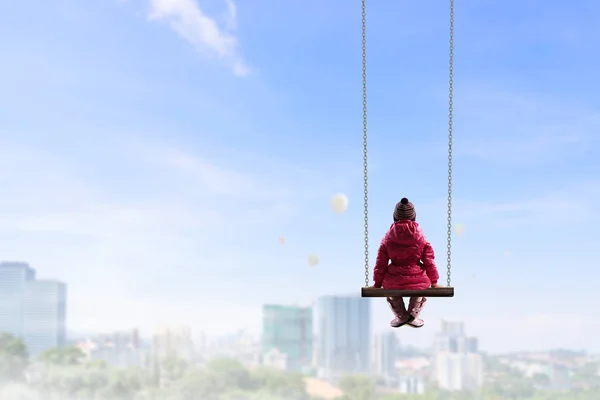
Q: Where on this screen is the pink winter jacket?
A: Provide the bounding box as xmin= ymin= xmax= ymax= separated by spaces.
xmin=373 ymin=220 xmax=439 ymax=290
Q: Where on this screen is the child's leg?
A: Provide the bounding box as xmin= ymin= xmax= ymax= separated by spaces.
xmin=387 ymin=296 xmax=406 ymax=315
xmin=386 ymin=297 xmax=411 ymax=328
xmin=407 ymin=297 xmax=427 ymax=328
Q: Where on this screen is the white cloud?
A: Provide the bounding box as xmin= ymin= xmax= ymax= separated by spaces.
xmin=455 ymin=182 xmax=600 ymax=227
xmin=6 ymin=205 xmax=213 ymax=237
xmin=0 ymin=143 xmax=295 ymax=244
xmin=0 ymin=137 xmax=312 ymax=235
xmin=131 ymin=138 xmax=335 ymax=204
xmin=147 ymin=147 xmax=257 ymax=197
xmin=465 ymin=8 xmax=600 ymax=51
xmin=0 ymin=144 xmax=221 ymax=292
xmin=457 ymin=86 xmax=599 ymax=164
xmin=459 ymin=132 xmax=587 ymax=165
xmin=223 ymin=0 xmax=237 ymax=29
xmin=414 ymin=180 xmax=600 ymax=234
xmin=148 ymin=0 xmax=250 ymax=76
xmin=0 ymin=136 xmax=340 ymax=334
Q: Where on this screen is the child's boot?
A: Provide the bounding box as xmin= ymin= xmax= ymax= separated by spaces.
xmin=387 ymin=297 xmax=412 ymax=328
xmin=407 ymin=297 xmax=427 ymax=328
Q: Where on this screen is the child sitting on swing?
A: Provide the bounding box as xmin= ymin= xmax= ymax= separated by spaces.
xmin=372 ymin=197 xmax=441 ymax=328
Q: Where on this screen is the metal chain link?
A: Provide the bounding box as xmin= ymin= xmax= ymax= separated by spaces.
xmin=446 ymin=0 xmax=454 ymax=287
xmin=362 ymin=0 xmax=370 ymax=288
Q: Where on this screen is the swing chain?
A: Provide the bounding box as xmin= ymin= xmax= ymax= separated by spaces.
xmin=361 ymin=0 xmax=453 ymax=288
xmin=446 ymin=0 xmax=454 ymax=287
xmin=362 ymin=0 xmax=370 ymax=288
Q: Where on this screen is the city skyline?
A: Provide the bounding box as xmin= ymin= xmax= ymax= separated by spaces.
xmin=1 ymin=312 xmax=593 ymax=399
xmin=1 ymin=260 xmax=596 ymax=360
xmin=1 ymin=0 xmax=599 ymax=355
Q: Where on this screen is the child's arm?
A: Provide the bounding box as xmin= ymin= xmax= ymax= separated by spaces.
xmin=422 ymin=241 xmax=440 ymax=286
xmin=373 ymin=240 xmax=389 ymax=288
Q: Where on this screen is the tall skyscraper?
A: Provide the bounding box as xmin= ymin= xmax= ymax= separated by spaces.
xmin=262 ymin=304 xmax=312 ymax=372
xmin=432 ymin=320 xmax=483 ymax=392
xmin=23 ymin=280 xmax=67 ymax=356
xmin=0 ymin=262 xmax=36 ymax=337
xmin=0 ymin=262 xmax=67 ymax=357
xmin=314 ymin=295 xmax=370 ymax=378
xmin=372 ymin=332 xmax=400 ymax=381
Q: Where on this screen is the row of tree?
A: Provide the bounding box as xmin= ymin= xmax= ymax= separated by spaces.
xmin=1 ymin=332 xmax=598 ymax=400
xmin=0 ymin=332 xmax=315 ymax=400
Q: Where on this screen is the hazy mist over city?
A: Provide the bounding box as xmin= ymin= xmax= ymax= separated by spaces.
xmin=1 ymin=0 xmax=599 ymax=399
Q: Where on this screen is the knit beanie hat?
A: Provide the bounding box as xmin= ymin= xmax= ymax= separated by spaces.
xmin=393 ymin=198 xmax=416 ymax=222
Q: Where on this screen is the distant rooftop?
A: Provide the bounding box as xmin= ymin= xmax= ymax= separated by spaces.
xmin=0 ymin=261 xmax=33 ymax=268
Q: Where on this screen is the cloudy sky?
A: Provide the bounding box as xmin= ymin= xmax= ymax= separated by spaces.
xmin=1 ymin=0 xmax=599 ymax=352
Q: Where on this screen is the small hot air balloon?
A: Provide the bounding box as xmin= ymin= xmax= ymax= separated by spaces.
xmin=503 ymin=251 xmax=511 ymax=258
xmin=330 ymin=194 xmax=349 ymax=214
xmin=454 ymin=223 xmax=465 ymax=236
xmin=308 ymin=254 xmax=320 ymax=267
xmin=279 ymin=236 xmax=286 ymax=245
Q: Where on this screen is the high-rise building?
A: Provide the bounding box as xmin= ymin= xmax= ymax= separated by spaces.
xmin=432 ymin=320 xmax=483 ymax=392
xmin=372 ymin=332 xmax=400 ymax=381
xmin=314 ymin=295 xmax=370 ymax=378
xmin=0 ymin=262 xmax=66 ymax=357
xmin=23 ymin=280 xmax=67 ymax=356
xmin=464 ymin=337 xmax=478 ymax=353
xmin=440 ymin=320 xmax=465 ymax=337
xmin=435 ymin=352 xmax=464 ymax=391
xmin=433 ymin=320 xmax=480 ymax=356
xmin=262 ymin=304 xmax=312 ymax=372
xmin=435 ymin=352 xmax=484 ymax=391
xmin=462 ymin=353 xmax=484 ymax=389
xmin=0 ymin=262 xmax=36 ymax=337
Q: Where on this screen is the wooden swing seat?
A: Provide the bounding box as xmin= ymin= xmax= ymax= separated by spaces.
xmin=361 ymin=287 xmax=454 ymax=298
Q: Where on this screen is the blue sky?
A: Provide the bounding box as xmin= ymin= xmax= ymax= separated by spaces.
xmin=1 ymin=0 xmax=599 ymax=353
